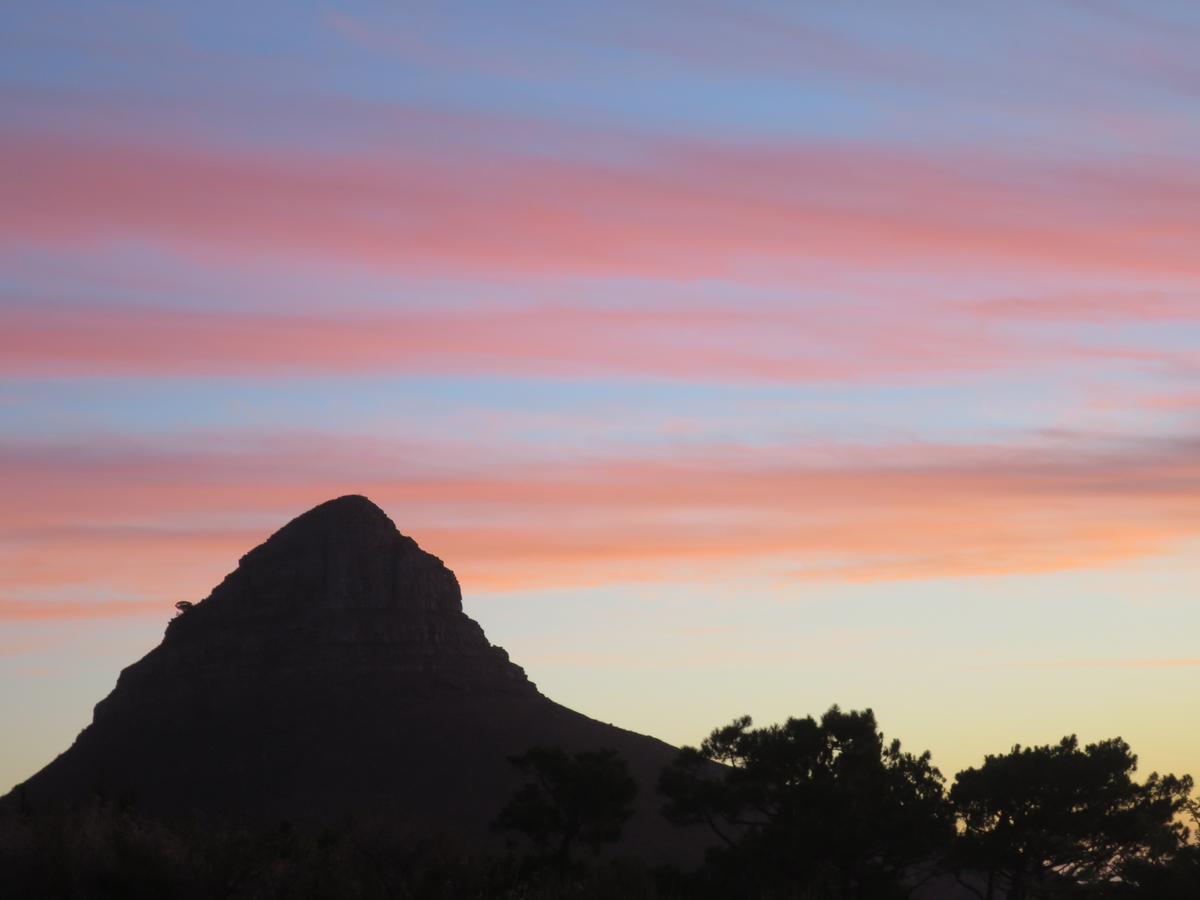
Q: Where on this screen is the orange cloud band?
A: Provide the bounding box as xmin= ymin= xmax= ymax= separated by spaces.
xmin=1 ymin=433 xmax=1196 ymax=611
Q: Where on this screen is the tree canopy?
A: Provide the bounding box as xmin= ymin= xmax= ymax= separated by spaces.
xmin=949 ymin=735 xmax=1194 ymax=900
xmin=659 ymin=705 xmax=952 ymax=898
xmin=493 ymin=745 xmax=638 ymax=868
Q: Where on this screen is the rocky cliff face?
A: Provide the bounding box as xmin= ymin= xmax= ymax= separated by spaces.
xmin=95 ymin=496 xmax=535 ymax=727
xmin=5 ymin=497 xmax=701 ymax=861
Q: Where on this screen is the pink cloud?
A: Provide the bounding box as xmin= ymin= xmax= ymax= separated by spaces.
xmin=1139 ymin=392 xmax=1200 ymax=411
xmin=0 ymin=597 xmax=167 ymax=621
xmin=2 ymin=429 xmax=1199 ymax=605
xmin=969 ymin=291 xmax=1200 ymax=322
xmin=5 ymin=128 xmax=1200 ymax=285
xmin=0 ymin=300 xmax=1038 ymax=380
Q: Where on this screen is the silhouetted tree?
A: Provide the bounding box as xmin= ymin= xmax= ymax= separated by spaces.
xmin=659 ymin=706 xmax=952 ymax=899
xmin=949 ymin=735 xmax=1193 ymax=900
xmin=493 ymin=746 xmax=638 ymax=870
xmin=1102 ymin=842 xmax=1200 ymax=900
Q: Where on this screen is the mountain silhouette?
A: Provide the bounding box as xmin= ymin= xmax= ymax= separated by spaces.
xmin=4 ymin=496 xmax=702 ymax=859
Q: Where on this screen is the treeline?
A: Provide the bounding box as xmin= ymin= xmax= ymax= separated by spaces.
xmin=2 ymin=706 xmax=1197 ymax=899
xmin=491 ymin=707 xmax=1198 ymax=899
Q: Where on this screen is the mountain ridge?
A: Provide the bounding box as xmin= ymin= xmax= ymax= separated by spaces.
xmin=4 ymin=496 xmax=705 ymax=861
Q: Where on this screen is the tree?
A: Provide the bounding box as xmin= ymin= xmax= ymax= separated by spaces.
xmin=659 ymin=706 xmax=952 ymax=899
xmin=1104 ymin=842 xmax=1200 ymax=900
xmin=493 ymin=746 xmax=638 ymax=869
xmin=949 ymin=735 xmax=1193 ymax=900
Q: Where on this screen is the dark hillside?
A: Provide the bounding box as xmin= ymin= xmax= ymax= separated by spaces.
xmin=3 ymin=496 xmax=705 ymax=863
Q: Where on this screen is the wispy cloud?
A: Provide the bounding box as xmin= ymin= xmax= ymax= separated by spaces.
xmin=0 ymin=300 xmax=1039 ymax=381
xmin=2 ymin=427 xmax=1199 ymax=603
xmin=967 ymin=291 xmax=1200 ymax=323
xmin=0 ymin=597 xmax=167 ymax=621
xmin=6 ymin=128 xmax=1200 ymax=282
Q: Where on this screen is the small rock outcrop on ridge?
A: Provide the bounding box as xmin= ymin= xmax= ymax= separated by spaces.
xmin=5 ymin=496 xmax=697 ymax=859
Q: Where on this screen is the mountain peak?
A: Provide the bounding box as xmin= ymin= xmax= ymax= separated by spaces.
xmin=176 ymin=496 xmax=465 ymax=630
xmin=79 ymin=494 xmax=538 ymax=721
xmin=245 ymin=494 xmax=402 ymax=559
xmin=299 ymin=493 xmax=389 ymax=521
xmin=2 ymin=497 xmax=705 ymax=864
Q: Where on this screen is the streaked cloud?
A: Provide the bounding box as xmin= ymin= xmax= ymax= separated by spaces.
xmin=6 ymin=128 xmax=1200 ymax=282
xmin=0 ymin=300 xmax=1040 ymax=381
xmin=0 ymin=597 xmax=167 ymax=621
xmin=2 ymin=427 xmax=1198 ymax=605
xmin=4 ymin=0 xmax=1200 ymax=797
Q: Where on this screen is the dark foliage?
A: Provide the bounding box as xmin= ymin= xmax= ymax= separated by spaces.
xmin=948 ymin=736 xmax=1194 ymax=900
xmin=659 ymin=706 xmax=953 ymax=899
xmin=3 ymin=721 xmax=1196 ymax=900
xmin=0 ymin=801 xmax=675 ymax=900
xmin=493 ymin=746 xmax=638 ymax=869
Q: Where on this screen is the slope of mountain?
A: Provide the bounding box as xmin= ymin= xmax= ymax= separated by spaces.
xmin=4 ymin=496 xmax=701 ymax=860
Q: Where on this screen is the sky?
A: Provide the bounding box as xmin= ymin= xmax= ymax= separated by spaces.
xmin=2 ymin=0 xmax=1199 ymax=795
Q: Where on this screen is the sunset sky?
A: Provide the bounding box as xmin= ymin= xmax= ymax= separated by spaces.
xmin=3 ymin=1 xmax=1199 ymax=794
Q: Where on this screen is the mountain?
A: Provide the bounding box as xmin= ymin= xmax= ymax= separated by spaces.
xmin=4 ymin=496 xmax=703 ymax=860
